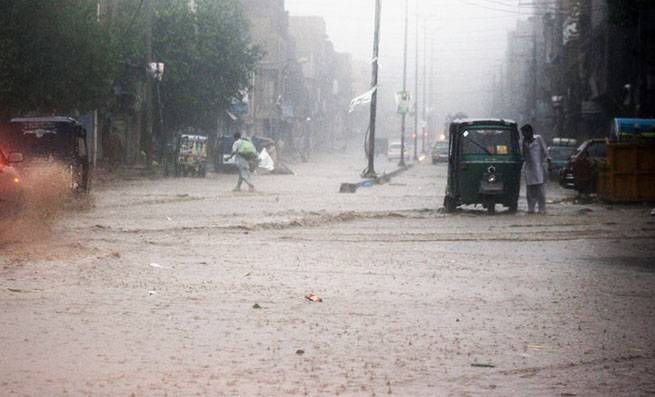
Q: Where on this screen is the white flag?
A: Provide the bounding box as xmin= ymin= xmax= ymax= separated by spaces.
xmin=349 ymin=87 xmax=377 ymax=113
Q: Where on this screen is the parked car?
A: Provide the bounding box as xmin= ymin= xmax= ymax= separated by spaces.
xmin=547 ymin=138 xmax=578 ymax=178
xmin=0 ymin=148 xmax=25 ymax=215
xmin=431 ymin=141 xmax=449 ymax=164
xmin=375 ymin=137 xmax=389 ymax=156
xmin=387 ymin=140 xmax=413 ymax=162
xmin=559 ymin=138 xmax=607 ymax=193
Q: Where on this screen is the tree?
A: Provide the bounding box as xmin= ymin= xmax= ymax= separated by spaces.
xmin=152 ymin=0 xmax=260 ymax=134
xmin=0 ymin=0 xmax=260 ymax=146
xmin=0 ymin=0 xmax=116 ymax=117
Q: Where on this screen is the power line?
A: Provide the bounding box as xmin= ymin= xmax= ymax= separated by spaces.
xmin=454 ymin=0 xmax=607 ymax=16
xmin=468 ymin=0 xmax=524 ymax=11
xmin=454 ymin=0 xmax=530 ymax=15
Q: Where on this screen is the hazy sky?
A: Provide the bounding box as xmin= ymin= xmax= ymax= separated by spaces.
xmin=285 ymin=0 xmax=539 ymax=122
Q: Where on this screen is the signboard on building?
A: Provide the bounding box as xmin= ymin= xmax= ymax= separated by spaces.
xmin=395 ymin=91 xmax=411 ymax=115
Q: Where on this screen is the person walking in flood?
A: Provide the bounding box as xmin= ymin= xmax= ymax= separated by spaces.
xmin=521 ymin=124 xmax=551 ymax=214
xmin=227 ymin=132 xmax=256 ymax=192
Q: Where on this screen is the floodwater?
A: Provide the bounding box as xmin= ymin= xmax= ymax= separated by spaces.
xmin=1 ymin=152 xmax=654 ymax=396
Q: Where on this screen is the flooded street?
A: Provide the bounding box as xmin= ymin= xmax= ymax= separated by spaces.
xmin=2 ymin=153 xmax=655 ymax=396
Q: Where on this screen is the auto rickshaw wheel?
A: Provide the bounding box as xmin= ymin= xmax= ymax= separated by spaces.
xmin=444 ymin=196 xmax=457 ymax=213
xmin=69 ymin=163 xmax=90 ymax=196
xmin=485 ymin=203 xmax=496 ymax=214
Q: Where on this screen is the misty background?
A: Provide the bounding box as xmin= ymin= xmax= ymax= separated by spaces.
xmin=286 ymin=0 xmax=538 ymax=133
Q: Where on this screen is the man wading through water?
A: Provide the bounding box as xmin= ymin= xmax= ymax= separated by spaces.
xmin=521 ymin=124 xmax=551 ymax=214
xmin=227 ymin=132 xmax=256 ymax=192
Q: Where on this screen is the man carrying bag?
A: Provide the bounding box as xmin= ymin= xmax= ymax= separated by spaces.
xmin=227 ymin=132 xmax=257 ymax=192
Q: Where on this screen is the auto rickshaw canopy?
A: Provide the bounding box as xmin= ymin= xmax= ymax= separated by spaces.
xmin=4 ymin=117 xmax=87 ymax=162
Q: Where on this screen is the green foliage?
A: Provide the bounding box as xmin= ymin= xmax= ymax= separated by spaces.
xmin=152 ymin=0 xmax=261 ymax=133
xmin=104 ymin=0 xmax=149 ymax=72
xmin=0 ymin=0 xmax=260 ymax=132
xmin=0 ymin=0 xmax=116 ymax=116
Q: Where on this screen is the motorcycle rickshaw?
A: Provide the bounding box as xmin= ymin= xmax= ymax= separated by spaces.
xmin=3 ymin=117 xmax=91 ymax=193
xmin=175 ymin=134 xmax=208 ymax=177
xmin=444 ymin=119 xmax=522 ymax=213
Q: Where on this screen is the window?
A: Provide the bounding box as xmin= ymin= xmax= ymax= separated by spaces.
xmin=461 ymin=128 xmax=514 ymax=155
xmin=548 ymin=146 xmax=576 ymax=161
xmin=587 ymin=142 xmax=607 ymax=158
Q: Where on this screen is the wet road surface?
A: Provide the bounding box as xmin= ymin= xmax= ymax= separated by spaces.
xmin=1 ymin=152 xmax=655 ymax=396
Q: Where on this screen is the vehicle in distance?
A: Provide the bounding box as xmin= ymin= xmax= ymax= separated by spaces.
xmin=431 ymin=141 xmax=448 ymax=164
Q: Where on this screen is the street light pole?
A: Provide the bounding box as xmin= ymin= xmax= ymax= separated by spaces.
xmin=430 ymin=39 xmax=437 ymax=143
xmin=154 ymin=65 xmax=165 ymax=175
xmin=422 ymin=21 xmax=427 ymax=154
xmin=399 ymin=0 xmax=408 ymax=167
xmin=144 ymin=0 xmax=153 ymax=169
xmin=413 ymin=5 xmax=419 ymax=161
xmin=364 ymin=0 xmax=381 ymax=179
xmin=422 ymin=13 xmax=440 ymax=146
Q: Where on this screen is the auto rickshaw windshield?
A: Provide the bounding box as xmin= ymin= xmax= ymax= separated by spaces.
xmin=461 ymin=128 xmax=515 ymax=156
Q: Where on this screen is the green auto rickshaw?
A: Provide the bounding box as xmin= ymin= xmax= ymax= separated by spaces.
xmin=444 ymin=119 xmax=522 ymax=213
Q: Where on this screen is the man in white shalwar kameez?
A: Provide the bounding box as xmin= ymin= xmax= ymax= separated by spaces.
xmin=227 ymin=132 xmax=255 ymax=192
xmin=521 ymin=124 xmax=551 ymax=214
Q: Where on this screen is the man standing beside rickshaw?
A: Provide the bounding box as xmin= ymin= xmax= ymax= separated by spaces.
xmin=521 ymin=124 xmax=551 ymax=214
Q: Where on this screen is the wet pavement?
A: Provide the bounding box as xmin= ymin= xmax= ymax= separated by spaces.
xmin=1 ymin=152 xmax=655 ymax=396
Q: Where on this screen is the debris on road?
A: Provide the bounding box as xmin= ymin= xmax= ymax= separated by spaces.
xmin=148 ymin=290 xmax=157 ymax=296
xmin=339 ymin=183 xmax=358 ymax=193
xmin=305 ymin=293 xmax=322 ymax=303
xmin=252 ymin=303 xmax=262 ymax=309
xmin=295 ymin=349 xmax=305 ymax=355
xmin=271 ymin=163 xmax=294 ymax=175
xmin=149 ymin=263 xmax=164 ymax=269
xmin=243 ymin=271 xmax=252 ymax=277
xmin=471 ymin=363 xmax=496 ymax=368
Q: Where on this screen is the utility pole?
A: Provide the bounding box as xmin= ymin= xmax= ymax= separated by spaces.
xmin=422 ymin=22 xmax=427 ymax=154
xmin=531 ymin=27 xmax=537 ymax=123
xmin=413 ymin=5 xmax=419 ymax=161
xmin=364 ymin=0 xmax=381 ymax=178
xmin=430 ymin=39 xmax=436 ymax=143
xmin=144 ymin=0 xmax=153 ymax=169
xmin=399 ymin=0 xmax=408 ymax=167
